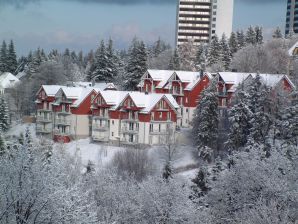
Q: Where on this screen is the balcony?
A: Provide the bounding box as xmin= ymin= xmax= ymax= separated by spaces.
xmin=149 ymin=130 xmax=172 ymax=135
xmin=93 ymin=115 xmax=109 ymax=120
xmin=121 ymin=118 xmax=139 ymax=123
xmin=37 ymin=108 xmax=52 ymax=113
xmin=56 ymin=110 xmax=71 ymax=115
xmin=171 ymin=89 xmax=184 ymax=96
xmin=150 ymin=120 xmax=173 ymax=123
xmin=54 ymin=130 xmax=71 ymax=136
xmin=92 ymin=124 xmax=109 ymax=132
xmin=121 ymin=127 xmax=139 ymax=134
xmin=36 ymin=116 xmax=52 ymax=123
xmin=55 ymin=118 xmax=71 ymax=126
xmin=36 ymin=127 xmax=52 ymax=134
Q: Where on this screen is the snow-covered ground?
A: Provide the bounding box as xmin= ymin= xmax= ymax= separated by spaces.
xmin=6 ymin=122 xmax=36 ymax=138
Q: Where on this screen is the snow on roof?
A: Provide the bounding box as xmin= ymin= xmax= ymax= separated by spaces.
xmin=219 ymin=72 xmax=294 ymax=92
xmin=0 ymin=72 xmax=20 ymax=89
xmin=61 ymin=87 xmax=84 ymax=99
xmin=72 ymin=88 xmax=97 ymax=108
xmin=288 ymin=41 xmax=298 ymax=56
xmin=174 ymin=71 xmax=200 ymax=83
xmin=143 ymin=70 xmax=175 ymax=88
xmin=41 ymin=85 xmax=63 ymax=97
xmin=184 ymin=73 xmax=213 ymax=91
xmin=100 ymin=91 xmax=129 ymax=107
xmin=72 ymin=82 xmax=117 ymax=90
xmin=16 ymin=71 xmax=27 ymax=79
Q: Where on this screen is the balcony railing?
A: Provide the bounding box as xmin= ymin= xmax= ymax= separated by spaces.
xmin=56 ymin=110 xmax=71 ymax=115
xmin=54 ymin=130 xmax=71 ymax=136
xmin=37 ymin=108 xmax=52 ymax=113
xmin=93 ymin=115 xmax=109 ymax=120
xmin=36 ymin=127 xmax=52 ymax=134
xmin=171 ymin=89 xmax=184 ymax=96
xmin=36 ymin=117 xmax=52 ymax=123
xmin=121 ymin=127 xmax=139 ymax=134
xmin=149 ymin=130 xmax=172 ymax=135
xmin=55 ymin=119 xmax=71 ymax=125
xmin=92 ymin=124 xmax=109 ymax=132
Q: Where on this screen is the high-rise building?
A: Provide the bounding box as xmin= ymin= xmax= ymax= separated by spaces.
xmin=176 ymin=0 xmax=234 ymax=46
xmin=286 ymin=0 xmax=298 ymax=36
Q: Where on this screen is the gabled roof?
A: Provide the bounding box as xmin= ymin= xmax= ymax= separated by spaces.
xmin=174 ymin=71 xmax=200 ymax=83
xmin=138 ymin=70 xmax=175 ymax=88
xmin=71 ymin=88 xmax=98 ymax=108
xmin=37 ymin=85 xmax=62 ymax=97
xmin=100 ymin=91 xmax=129 ymax=108
xmin=0 ymin=72 xmax=19 ymax=88
xmin=288 ymin=41 xmax=298 ymax=56
xmin=71 ymin=81 xmax=117 ymax=90
xmin=60 ymin=87 xmax=84 ymax=99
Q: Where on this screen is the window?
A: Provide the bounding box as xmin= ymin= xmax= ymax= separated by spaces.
xmin=150 ymin=124 xmax=153 ymax=132
xmin=112 ymin=120 xmax=114 ymax=125
xmin=186 ymin=108 xmax=189 ymax=113
xmin=112 ymin=132 xmax=114 ymax=137
xmin=159 ymin=112 xmax=162 ymax=119
xmin=129 ymin=134 xmax=134 ymax=143
xmin=159 ymin=124 xmax=161 ymax=132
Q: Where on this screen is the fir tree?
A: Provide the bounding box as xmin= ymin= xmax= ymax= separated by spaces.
xmin=226 ymin=91 xmax=252 ymax=151
xmin=89 ymin=40 xmax=110 ymax=82
xmin=0 ymin=133 xmax=6 ymax=156
xmin=236 ymin=30 xmax=246 ymax=49
xmin=106 ymin=38 xmax=118 ymax=82
xmin=207 ymin=35 xmax=221 ymax=67
xmin=273 ymin=27 xmax=283 ymax=39
xmin=192 ymin=78 xmax=219 ymax=162
xmin=162 ymin=161 xmax=173 ymax=181
xmin=229 ymin=32 xmax=238 ymax=55
xmin=195 ymin=44 xmax=207 ymax=71
xmin=168 ymin=48 xmax=180 ymax=70
xmin=255 ymin=26 xmax=263 ymax=44
xmin=0 ymin=97 xmax=9 ymax=132
xmin=246 ymin=26 xmax=257 ymax=45
xmin=7 ymin=40 xmax=17 ymax=74
xmin=220 ymin=34 xmax=232 ymax=71
xmin=191 ymin=168 xmax=210 ymax=199
xmin=124 ymin=37 xmax=148 ymax=90
xmin=0 ymin=41 xmax=8 ymax=72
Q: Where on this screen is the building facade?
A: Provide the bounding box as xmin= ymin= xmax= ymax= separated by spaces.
xmin=286 ymin=0 xmax=298 ymax=36
xmin=176 ymin=0 xmax=234 ymax=46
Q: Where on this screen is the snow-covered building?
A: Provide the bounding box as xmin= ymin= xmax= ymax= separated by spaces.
xmin=36 ymin=85 xmax=98 ymax=143
xmin=68 ymin=81 xmax=117 ymax=91
xmin=0 ymin=72 xmax=20 ymax=95
xmin=217 ymin=72 xmax=296 ymax=108
xmin=91 ymin=91 xmax=180 ymax=145
xmin=138 ymin=69 xmax=212 ymax=127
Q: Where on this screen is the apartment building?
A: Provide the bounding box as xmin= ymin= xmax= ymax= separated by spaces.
xmin=138 ymin=69 xmax=211 ymax=127
xmin=176 ymin=0 xmax=234 ymax=46
xmin=286 ymin=0 xmax=298 ymax=36
xmin=91 ymin=91 xmax=180 ymax=145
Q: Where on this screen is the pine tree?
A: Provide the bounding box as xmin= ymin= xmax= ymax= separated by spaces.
xmin=162 ymin=161 xmax=173 ymax=181
xmin=192 ymin=78 xmax=219 ymax=162
xmin=246 ymin=26 xmax=257 ymax=45
xmin=0 ymin=133 xmax=6 ymax=156
xmin=195 ymin=44 xmax=207 ymax=71
xmin=226 ymin=91 xmax=252 ymax=151
xmin=220 ymin=34 xmax=231 ymax=71
xmin=7 ymin=40 xmax=17 ymax=74
xmin=124 ymin=37 xmax=148 ymax=90
xmin=248 ymin=82 xmax=272 ymax=145
xmin=89 ymin=40 xmax=110 ymax=82
xmin=273 ymin=27 xmax=283 ymax=39
xmin=191 ymin=168 xmax=210 ymax=199
xmin=236 ymin=30 xmax=246 ymax=49
xmin=168 ymin=48 xmax=180 ymax=70
xmin=106 ymin=38 xmax=118 ymax=82
xmin=229 ymin=32 xmax=238 ymax=55
xmin=0 ymin=41 xmax=8 ymax=72
xmin=255 ymin=26 xmax=263 ymax=44
xmin=207 ymin=35 xmax=221 ymax=67
xmin=0 ymin=97 xmax=9 ymax=132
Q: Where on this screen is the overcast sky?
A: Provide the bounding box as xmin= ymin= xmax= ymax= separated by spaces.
xmin=0 ymin=0 xmax=286 ymax=55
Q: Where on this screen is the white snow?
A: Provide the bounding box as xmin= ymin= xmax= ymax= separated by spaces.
xmin=0 ymin=72 xmax=20 ymax=89
xmin=6 ymin=123 xmax=36 ymax=138
xmin=40 ymin=85 xmax=63 ymax=97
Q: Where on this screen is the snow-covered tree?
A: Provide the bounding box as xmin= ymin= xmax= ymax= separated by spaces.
xmin=124 ymin=37 xmax=148 ymax=90
xmin=226 ymin=91 xmax=252 ymax=151
xmin=0 ymin=133 xmax=6 ymax=156
xmin=236 ymin=30 xmax=246 ymax=49
xmin=246 ymin=26 xmax=257 ymax=45
xmin=206 ymin=146 xmax=298 ymax=223
xmin=273 ymin=27 xmax=283 ymax=39
xmin=0 ymin=97 xmax=9 ymax=132
xmin=255 ymin=26 xmax=264 ymax=44
xmin=168 ymin=48 xmax=180 ymax=70
xmin=7 ymin=40 xmax=17 ymax=74
xmin=207 ymin=35 xmax=221 ymax=67
xmin=220 ymin=34 xmax=231 ymax=71
xmin=195 ymin=44 xmax=207 ymax=71
xmin=191 ymin=167 xmax=210 ymax=199
xmin=106 ymin=38 xmax=118 ymax=82
xmin=192 ymin=78 xmax=219 ymax=161
xmin=178 ymin=39 xmax=197 ymax=71
xmin=229 ymin=31 xmax=238 ymax=55
xmin=0 ymin=140 xmax=97 ymax=223
xmin=0 ymin=41 xmax=8 ymax=72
